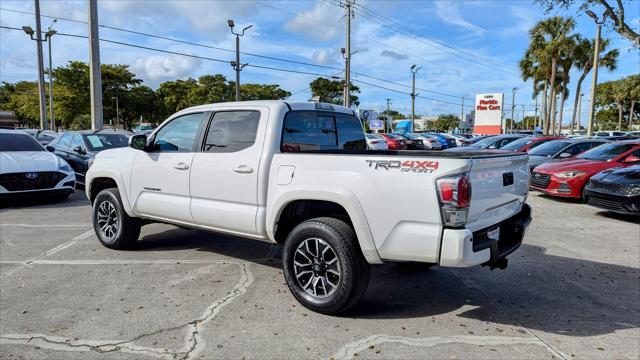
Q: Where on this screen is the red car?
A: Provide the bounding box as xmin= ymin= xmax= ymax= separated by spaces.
xmin=380 ymin=133 xmax=408 ymax=150
xmin=499 ymin=136 xmax=564 ymax=153
xmin=530 ymin=140 xmax=640 ymax=199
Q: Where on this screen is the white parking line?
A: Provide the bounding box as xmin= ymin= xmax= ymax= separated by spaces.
xmin=0 ymin=230 xmax=94 ymax=278
xmin=0 ymin=224 xmax=92 ymax=228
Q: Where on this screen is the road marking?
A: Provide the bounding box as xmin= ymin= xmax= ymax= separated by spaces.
xmin=0 ymin=263 xmax=254 ymax=359
xmin=330 ymin=334 xmax=557 ymax=360
xmin=0 ymin=224 xmax=92 ymax=228
xmin=0 ymin=230 xmax=94 ymax=278
xmin=0 ymin=258 xmax=268 ymax=266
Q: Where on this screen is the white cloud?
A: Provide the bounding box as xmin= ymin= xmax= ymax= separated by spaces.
xmin=434 ymin=1 xmax=485 ymax=37
xmin=131 ymin=54 xmax=202 ymax=83
xmin=311 ymin=48 xmax=342 ymax=65
xmin=284 ymin=1 xmax=341 ymax=40
xmin=380 ymin=50 xmax=408 ymax=60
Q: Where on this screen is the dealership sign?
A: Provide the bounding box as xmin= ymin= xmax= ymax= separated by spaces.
xmin=473 ymin=93 xmax=504 ymax=135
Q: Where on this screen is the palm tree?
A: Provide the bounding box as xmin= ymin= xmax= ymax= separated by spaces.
xmin=569 ymin=37 xmax=619 ymax=133
xmin=527 ymin=16 xmax=577 ymax=135
xmin=520 ymin=48 xmax=551 ymax=132
xmin=556 ymin=57 xmax=573 ymax=134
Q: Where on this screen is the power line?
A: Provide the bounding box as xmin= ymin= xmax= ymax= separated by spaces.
xmin=0 ymin=7 xmax=479 ymax=103
xmin=350 ymin=2 xmax=517 ymax=72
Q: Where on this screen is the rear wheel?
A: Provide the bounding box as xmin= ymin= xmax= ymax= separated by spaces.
xmin=282 ymin=217 xmax=370 ymax=315
xmin=93 ymin=188 xmax=140 ymax=250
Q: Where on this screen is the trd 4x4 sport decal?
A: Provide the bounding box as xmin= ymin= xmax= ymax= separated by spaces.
xmin=365 ymin=160 xmax=439 ymax=173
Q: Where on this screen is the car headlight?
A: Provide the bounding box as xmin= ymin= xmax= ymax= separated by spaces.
xmin=58 ymin=161 xmax=72 ymax=172
xmin=555 ymin=171 xmax=586 ymax=178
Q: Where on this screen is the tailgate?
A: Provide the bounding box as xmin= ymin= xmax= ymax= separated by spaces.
xmin=466 ymin=154 xmax=529 ymax=231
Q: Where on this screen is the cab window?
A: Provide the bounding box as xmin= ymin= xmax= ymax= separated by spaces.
xmin=282 ymin=111 xmax=365 ymax=152
xmin=203 ymin=111 xmax=260 ymax=153
xmin=153 ymin=113 xmax=203 ymax=152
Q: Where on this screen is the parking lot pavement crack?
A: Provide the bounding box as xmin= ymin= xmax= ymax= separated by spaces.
xmin=0 ymin=333 xmax=173 ymax=359
xmin=330 ymin=334 xmax=556 ymax=360
xmin=0 ymin=263 xmax=254 ymax=359
xmin=448 ymin=269 xmax=568 ymax=360
xmin=178 ymin=263 xmax=255 ymax=360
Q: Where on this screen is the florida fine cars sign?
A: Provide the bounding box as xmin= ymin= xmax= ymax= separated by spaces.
xmin=473 ymin=93 xmax=504 ymax=135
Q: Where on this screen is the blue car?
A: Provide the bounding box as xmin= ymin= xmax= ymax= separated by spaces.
xmin=422 ymin=133 xmax=449 ymax=149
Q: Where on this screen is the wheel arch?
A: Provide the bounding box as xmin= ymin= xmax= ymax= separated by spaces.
xmin=86 ymin=173 xmax=135 ymax=217
xmin=268 ymin=189 xmax=382 ymax=264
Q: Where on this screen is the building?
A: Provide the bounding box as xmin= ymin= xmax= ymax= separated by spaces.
xmin=0 ymin=111 xmax=19 ymax=129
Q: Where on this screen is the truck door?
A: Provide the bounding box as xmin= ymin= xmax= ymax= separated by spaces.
xmin=130 ymin=112 xmax=205 ymax=224
xmin=189 ymin=109 xmax=266 ymax=235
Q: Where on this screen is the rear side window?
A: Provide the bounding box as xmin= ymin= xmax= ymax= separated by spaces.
xmin=59 ymin=132 xmax=73 ymax=148
xmin=203 ymin=111 xmax=260 ymax=153
xmin=281 ymin=111 xmax=365 ymax=152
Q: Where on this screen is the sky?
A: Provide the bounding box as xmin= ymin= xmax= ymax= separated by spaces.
xmin=1 ymin=0 xmax=638 ymax=123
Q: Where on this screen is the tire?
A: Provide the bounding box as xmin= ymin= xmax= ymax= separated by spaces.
xmin=282 ymin=217 xmax=370 ymax=315
xmin=394 ymin=262 xmax=436 ymax=272
xmin=93 ymin=187 xmax=140 ymax=250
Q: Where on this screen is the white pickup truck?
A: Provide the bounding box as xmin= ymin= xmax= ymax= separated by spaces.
xmin=86 ymin=101 xmax=531 ymax=314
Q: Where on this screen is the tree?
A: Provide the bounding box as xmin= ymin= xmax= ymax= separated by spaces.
xmin=0 ymin=81 xmax=41 ymax=127
xmin=240 ymin=83 xmax=291 ymax=101
xmin=309 ymin=77 xmax=360 ymax=106
xmin=433 ymin=114 xmax=459 ymax=132
xmin=569 ymin=36 xmax=618 ymax=133
xmin=525 ymin=16 xmax=577 ymax=135
xmin=595 ymin=75 xmax=640 ymax=131
xmin=378 ymin=109 xmax=406 ymax=120
xmin=535 ymin=0 xmax=640 ymax=48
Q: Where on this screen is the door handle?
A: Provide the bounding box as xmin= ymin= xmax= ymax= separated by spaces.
xmin=174 ymin=162 xmax=190 ymax=170
xmin=233 ymin=165 xmax=254 ymax=174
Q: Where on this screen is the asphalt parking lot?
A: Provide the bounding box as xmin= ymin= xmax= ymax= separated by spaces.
xmin=0 ymin=191 xmax=638 ymax=359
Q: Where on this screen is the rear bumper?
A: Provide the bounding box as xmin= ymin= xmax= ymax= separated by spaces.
xmin=439 ymin=203 xmax=531 ymax=268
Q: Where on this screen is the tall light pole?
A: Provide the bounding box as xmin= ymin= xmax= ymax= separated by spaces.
xmin=510 ymin=87 xmax=518 ymax=134
xmin=112 ymin=97 xmax=119 ymax=129
xmin=341 ymin=0 xmax=353 ymax=108
xmin=410 ymin=65 xmax=422 ymax=133
xmin=534 ymin=95 xmax=539 ymax=132
xmin=577 ymin=93 xmax=583 ymax=132
xmin=21 ymin=2 xmax=47 ymax=129
xmin=88 ymin=0 xmax=103 ymax=130
xmin=228 ymin=20 xmax=252 ymax=102
xmin=586 ymin=10 xmax=607 ymax=137
xmin=46 ymin=19 xmax=57 ymax=131
xmin=385 ymin=98 xmax=391 ymax=133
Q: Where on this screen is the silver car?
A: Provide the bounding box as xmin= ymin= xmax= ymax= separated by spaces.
xmin=414 ymin=133 xmax=443 ymax=150
xmin=365 ymin=133 xmax=389 ymax=150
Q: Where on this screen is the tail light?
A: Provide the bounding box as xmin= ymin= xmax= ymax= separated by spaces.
xmin=436 ymin=173 xmax=471 ymax=227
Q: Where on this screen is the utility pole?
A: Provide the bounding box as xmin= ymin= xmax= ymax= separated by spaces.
xmin=510 ymin=87 xmax=518 ymax=134
xmin=344 ymin=0 xmax=352 ymax=107
xmin=228 ymin=20 xmax=252 ymax=102
xmin=112 ymin=97 xmax=119 ymax=129
xmin=410 ymin=65 xmax=421 ymax=133
xmin=586 ymin=10 xmax=607 ymax=137
xmin=88 ymin=0 xmax=103 ymax=130
xmin=46 ymin=19 xmax=57 ymax=131
xmin=385 ymin=98 xmax=391 ymax=133
xmin=577 ymin=93 xmax=583 ymax=132
xmin=33 ymin=0 xmax=47 ymax=130
xmin=522 ymin=104 xmax=525 ymax=130
xmin=534 ymin=95 xmax=539 ymax=132
xmin=460 ymin=97 xmax=464 ymax=133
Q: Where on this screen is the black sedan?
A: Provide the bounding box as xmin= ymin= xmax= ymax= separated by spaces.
xmin=585 ymin=165 xmax=640 ymax=216
xmin=395 ymin=133 xmax=426 ymax=150
xmin=47 ymin=130 xmax=131 ymax=185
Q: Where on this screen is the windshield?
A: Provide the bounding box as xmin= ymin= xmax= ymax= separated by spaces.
xmin=577 ymin=143 xmax=636 ymax=161
xmin=470 ymin=137 xmax=497 ymax=149
xmin=0 ymin=133 xmax=45 ymax=151
xmin=83 ymin=133 xmax=130 ymax=151
xmin=500 ymin=137 xmax=533 ymax=151
xmin=366 ymin=134 xmax=383 ymax=140
xmin=528 ymin=141 xmax=570 ymax=157
xmin=386 ymin=133 xmax=404 ymax=140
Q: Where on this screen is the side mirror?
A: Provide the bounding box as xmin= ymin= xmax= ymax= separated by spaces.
xmin=558 ymin=152 xmax=572 ymax=158
xmin=129 ymin=134 xmax=148 ymax=151
xmin=46 ymin=145 xmax=55 ymax=152
xmin=73 ymin=145 xmax=85 ymax=154
xmin=623 ymin=155 xmax=640 ymax=163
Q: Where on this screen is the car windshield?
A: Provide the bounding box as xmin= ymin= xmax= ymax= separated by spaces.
xmin=470 ymin=137 xmax=497 ymax=148
xmin=366 ymin=134 xmax=383 ymax=140
xmin=402 ymin=134 xmax=419 ymax=140
xmin=386 ymin=134 xmax=404 ymax=139
xmin=577 ymin=143 xmax=636 ymax=161
xmin=500 ymin=137 xmax=533 ymax=151
xmin=0 ymin=133 xmax=44 ymax=151
xmin=83 ymin=133 xmax=130 ymax=151
xmin=528 ymin=141 xmax=570 ymax=157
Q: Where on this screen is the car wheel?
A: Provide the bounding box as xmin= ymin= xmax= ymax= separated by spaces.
xmin=93 ymin=187 xmax=140 ymax=250
xmin=282 ymin=217 xmax=370 ymax=315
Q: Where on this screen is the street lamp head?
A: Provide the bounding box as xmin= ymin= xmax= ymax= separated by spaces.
xmin=585 ymin=10 xmax=598 ymax=21
xmin=243 ymin=25 xmax=253 ymax=32
xmin=341 ymin=47 xmax=346 ymax=54
xmin=411 ymin=64 xmax=416 ymax=70
xmin=46 ymin=29 xmax=57 ymax=37
xmin=227 ymin=19 xmax=235 ymax=28
xmin=22 ymin=26 xmax=34 ymax=35
xmin=512 ymin=87 xmax=518 ymax=92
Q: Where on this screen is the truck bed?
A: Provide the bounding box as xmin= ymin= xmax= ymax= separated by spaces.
xmin=296 ymin=149 xmax=519 ymax=158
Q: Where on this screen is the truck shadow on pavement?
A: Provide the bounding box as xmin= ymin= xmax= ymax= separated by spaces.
xmin=133 ymin=227 xmax=638 ymax=337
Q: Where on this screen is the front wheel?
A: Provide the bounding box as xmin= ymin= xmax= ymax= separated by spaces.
xmin=282 ymin=217 xmax=370 ymax=315
xmin=93 ymin=187 xmax=140 ymax=250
